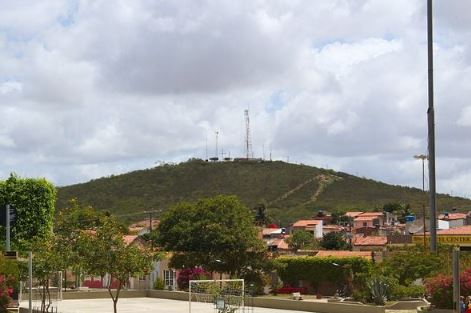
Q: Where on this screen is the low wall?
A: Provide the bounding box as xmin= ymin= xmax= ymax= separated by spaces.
xmin=146 ymin=290 xmax=386 ymax=313
xmin=251 ymin=297 xmax=385 ymax=313
xmin=147 ymin=290 xmax=188 ymax=301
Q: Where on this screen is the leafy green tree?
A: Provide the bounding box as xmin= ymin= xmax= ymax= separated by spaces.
xmin=381 ymin=248 xmax=444 ymax=285
xmin=30 ymin=234 xmax=65 ymax=313
xmin=54 ymin=199 xmax=107 ymax=288
xmin=0 ymin=174 xmax=56 ymax=248
xmin=320 ymin=232 xmax=351 ymax=250
xmin=286 ymin=230 xmax=318 ymax=251
xmin=157 ymin=195 xmax=267 ymax=276
xmin=253 ymin=203 xmax=269 ymax=226
xmin=80 ymin=216 xmax=153 ymax=313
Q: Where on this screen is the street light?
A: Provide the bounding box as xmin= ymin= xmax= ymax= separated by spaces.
xmin=413 ymin=154 xmax=428 ymax=191
xmin=414 ymin=154 xmax=428 ymax=250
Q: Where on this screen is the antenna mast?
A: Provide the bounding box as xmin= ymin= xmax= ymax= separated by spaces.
xmin=244 ymin=109 xmax=252 ymax=159
xmin=215 ymin=131 xmax=219 ymax=160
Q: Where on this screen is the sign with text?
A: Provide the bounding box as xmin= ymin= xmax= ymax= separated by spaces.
xmin=412 ymin=235 xmax=471 ymax=245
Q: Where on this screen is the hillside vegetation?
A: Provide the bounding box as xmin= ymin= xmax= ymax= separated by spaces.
xmin=56 ymin=160 xmax=471 ymax=224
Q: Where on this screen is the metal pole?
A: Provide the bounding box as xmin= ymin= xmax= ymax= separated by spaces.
xmin=427 ymin=0 xmax=437 ymax=253
xmin=189 ymin=280 xmax=192 ymax=313
xmin=6 ymin=204 xmax=10 ymax=251
xmin=422 ymin=158 xmax=426 ymax=250
xmin=29 ymin=251 xmax=33 ymax=313
xmin=453 ymin=247 xmax=460 ymax=313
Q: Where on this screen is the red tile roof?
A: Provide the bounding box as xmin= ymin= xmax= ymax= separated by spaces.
xmin=293 ymin=220 xmax=321 ymax=227
xmin=436 ymin=226 xmax=471 ymax=235
xmin=123 ymin=235 xmax=139 ymax=246
xmin=438 ymin=213 xmax=467 ymax=220
xmin=270 ymin=237 xmax=290 ymax=250
xmin=359 ymin=212 xmax=384 ymax=217
xmin=323 ymin=225 xmax=344 ymax=231
xmin=315 ymin=250 xmax=372 ymax=260
xmin=345 ymin=212 xmax=364 ymax=218
xmin=353 ymin=236 xmax=387 ymax=246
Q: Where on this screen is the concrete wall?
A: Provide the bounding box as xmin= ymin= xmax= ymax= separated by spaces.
xmin=146 ymin=290 xmax=386 ymax=313
xmin=250 ymin=298 xmax=385 ymax=313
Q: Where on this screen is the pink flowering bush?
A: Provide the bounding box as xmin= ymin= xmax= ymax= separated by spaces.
xmin=177 ymin=267 xmax=210 ymax=290
xmin=425 ymin=268 xmax=471 ymax=309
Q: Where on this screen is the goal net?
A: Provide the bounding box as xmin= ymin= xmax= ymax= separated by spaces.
xmin=189 ymin=279 xmax=244 ymax=313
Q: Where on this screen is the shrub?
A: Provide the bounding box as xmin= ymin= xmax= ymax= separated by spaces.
xmin=425 ymin=273 xmax=453 ymax=309
xmin=425 ymin=267 xmax=471 ymax=309
xmin=274 ymin=256 xmax=371 ymax=293
xmin=391 ymin=284 xmax=425 ymax=299
xmin=177 ymin=267 xmax=210 ymax=290
xmin=154 ymin=278 xmax=165 ymax=290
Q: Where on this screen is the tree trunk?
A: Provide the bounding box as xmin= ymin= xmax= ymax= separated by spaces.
xmin=108 ymin=277 xmax=122 ymax=313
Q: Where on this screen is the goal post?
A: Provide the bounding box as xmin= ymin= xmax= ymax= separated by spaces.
xmin=189 ymin=279 xmax=245 ymax=313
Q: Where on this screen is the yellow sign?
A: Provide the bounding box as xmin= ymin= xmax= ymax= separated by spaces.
xmin=412 ymin=235 xmax=471 ymax=245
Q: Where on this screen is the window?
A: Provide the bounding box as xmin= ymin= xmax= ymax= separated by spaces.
xmin=163 ymin=270 xmax=176 ymax=289
xmin=363 ymin=222 xmax=368 ymax=227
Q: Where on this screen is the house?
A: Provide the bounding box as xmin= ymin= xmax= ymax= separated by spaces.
xmin=353 ymin=212 xmax=384 ymax=229
xmin=345 ymin=211 xmax=364 ymax=219
xmin=352 ymin=236 xmax=387 ymax=251
xmin=260 ymin=227 xmax=290 ymax=253
xmin=267 ymin=236 xmax=290 ymax=254
xmin=322 ymin=224 xmax=344 ymax=235
xmin=438 ymin=213 xmax=467 ymax=229
xmin=292 ymin=220 xmax=323 ymax=239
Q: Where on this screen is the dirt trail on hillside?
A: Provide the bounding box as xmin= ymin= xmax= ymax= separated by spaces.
xmin=270 ymin=174 xmax=342 ymax=206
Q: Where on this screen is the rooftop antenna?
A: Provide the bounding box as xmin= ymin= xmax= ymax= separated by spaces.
xmin=244 ymin=109 xmax=252 ymax=159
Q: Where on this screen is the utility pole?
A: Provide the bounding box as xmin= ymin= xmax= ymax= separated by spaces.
xmin=414 ymin=154 xmax=428 ymax=250
xmin=148 ymin=211 xmax=153 ymax=232
xmin=427 ymin=0 xmax=437 ymax=252
xmin=6 ymin=204 xmax=10 ymax=252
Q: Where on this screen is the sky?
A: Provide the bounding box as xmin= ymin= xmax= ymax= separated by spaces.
xmin=1 ymin=0 xmax=471 ymax=198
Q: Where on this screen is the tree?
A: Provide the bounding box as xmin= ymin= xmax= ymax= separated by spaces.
xmin=157 ymin=195 xmax=267 ymax=276
xmin=286 ymin=230 xmax=318 ymax=251
xmin=253 ymin=203 xmax=269 ymax=226
xmin=80 ymin=216 xmax=153 ymax=313
xmin=320 ymin=232 xmax=351 ymax=250
xmin=0 ymin=174 xmax=56 ymax=248
xmin=54 ymin=199 xmax=108 ymax=288
xmin=30 ymin=234 xmax=65 ymax=313
xmin=381 ymin=248 xmax=444 ymax=285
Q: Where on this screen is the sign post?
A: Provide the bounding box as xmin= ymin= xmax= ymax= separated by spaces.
xmin=5 ymin=204 xmax=10 ymax=251
xmin=453 ymin=247 xmax=460 ymax=313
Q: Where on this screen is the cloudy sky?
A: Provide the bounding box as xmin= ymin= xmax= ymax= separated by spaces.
xmin=1 ymin=0 xmax=471 ymax=197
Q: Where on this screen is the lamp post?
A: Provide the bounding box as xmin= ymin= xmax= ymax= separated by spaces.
xmin=414 ymin=154 xmax=428 ymax=250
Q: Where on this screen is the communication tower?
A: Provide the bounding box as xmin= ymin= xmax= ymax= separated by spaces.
xmin=244 ymin=109 xmax=253 ymax=159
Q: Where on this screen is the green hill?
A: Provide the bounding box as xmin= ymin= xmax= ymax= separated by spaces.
xmin=56 ymin=159 xmax=471 ymax=225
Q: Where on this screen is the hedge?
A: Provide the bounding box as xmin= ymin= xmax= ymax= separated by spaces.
xmin=274 ymin=256 xmax=372 ymax=290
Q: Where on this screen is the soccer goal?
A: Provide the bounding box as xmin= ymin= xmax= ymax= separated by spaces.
xmin=189 ymin=279 xmax=245 ymax=313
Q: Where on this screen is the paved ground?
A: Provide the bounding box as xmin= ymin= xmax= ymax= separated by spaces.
xmin=21 ymin=298 xmax=420 ymax=313
xmin=22 ymin=298 xmax=315 ymax=313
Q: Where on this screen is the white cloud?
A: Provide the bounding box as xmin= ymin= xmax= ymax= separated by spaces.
xmin=0 ymin=0 xmax=471 ymax=200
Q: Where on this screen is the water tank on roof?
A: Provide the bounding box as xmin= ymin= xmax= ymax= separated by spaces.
xmin=405 ymin=215 xmax=416 ymax=223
